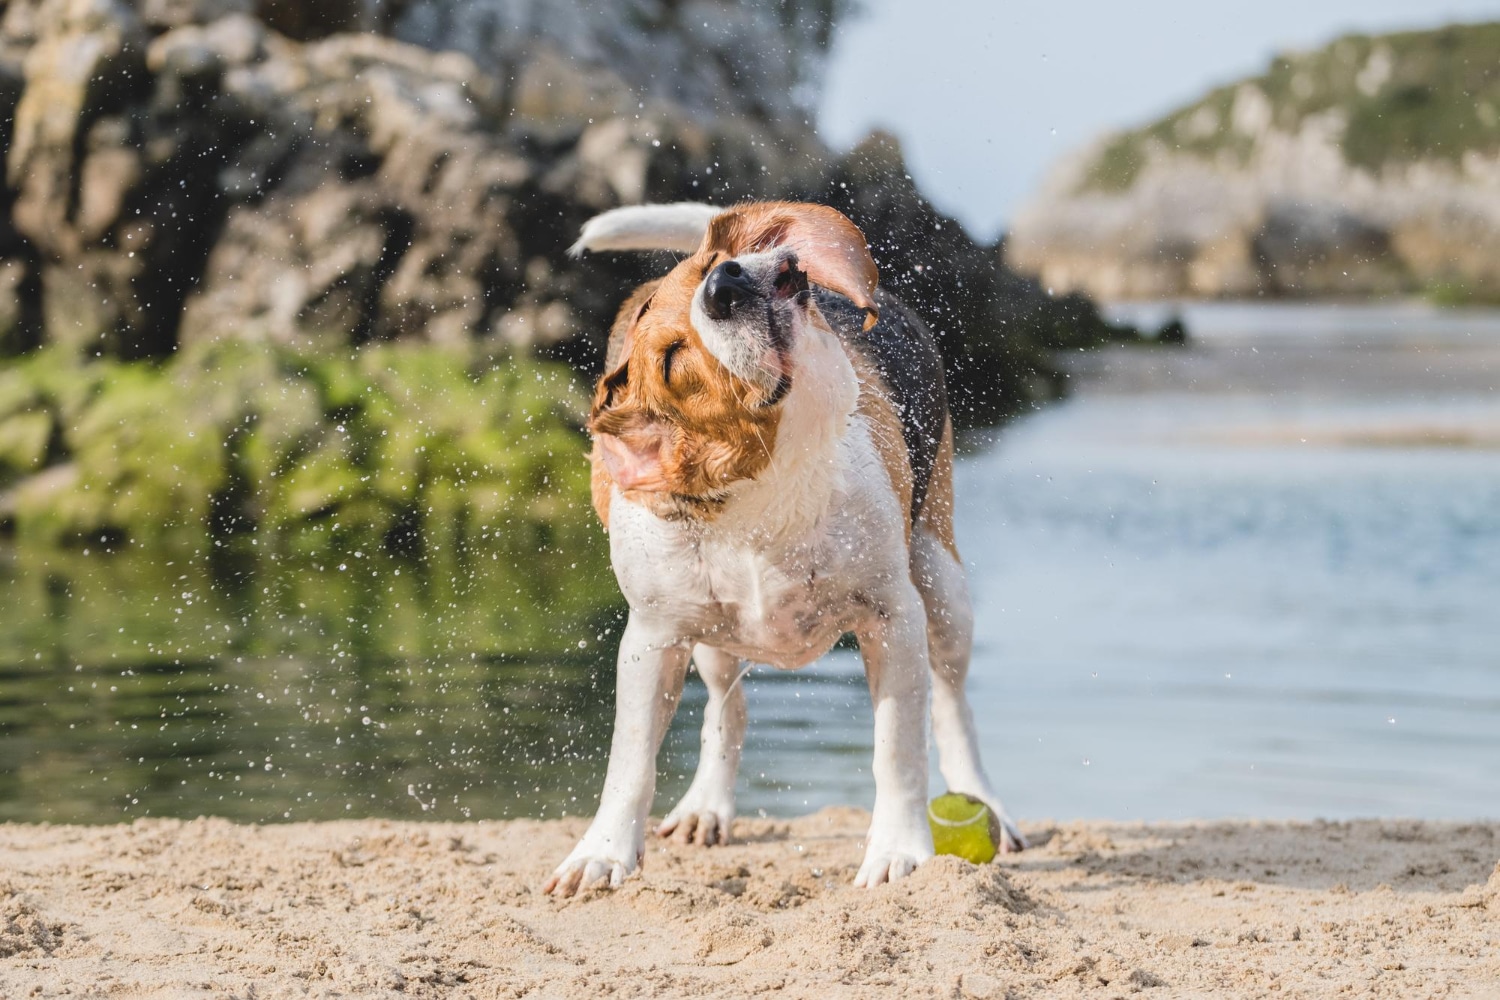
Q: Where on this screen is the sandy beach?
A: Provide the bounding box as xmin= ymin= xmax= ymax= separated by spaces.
xmin=2 ymin=809 xmax=1497 ymax=998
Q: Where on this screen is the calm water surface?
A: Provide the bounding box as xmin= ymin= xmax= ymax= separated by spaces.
xmin=4 ymin=303 xmax=1498 ymax=823
xmin=962 ymin=302 xmax=1500 ymax=820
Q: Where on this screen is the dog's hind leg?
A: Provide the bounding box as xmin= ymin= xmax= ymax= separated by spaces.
xmin=657 ymin=645 xmax=745 ymax=846
xmin=912 ymin=525 xmax=1028 ymax=853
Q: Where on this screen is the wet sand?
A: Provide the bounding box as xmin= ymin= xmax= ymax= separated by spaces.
xmin=3 ymin=810 xmax=1497 ymax=998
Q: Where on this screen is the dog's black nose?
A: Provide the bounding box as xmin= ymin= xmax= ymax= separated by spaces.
xmin=702 ymin=260 xmax=757 ymax=321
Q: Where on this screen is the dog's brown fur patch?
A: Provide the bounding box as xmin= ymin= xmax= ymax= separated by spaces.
xmin=849 ymin=349 xmax=913 ymax=538
xmin=916 ymin=417 xmax=960 ymax=560
xmin=588 ymin=259 xmax=781 ymax=523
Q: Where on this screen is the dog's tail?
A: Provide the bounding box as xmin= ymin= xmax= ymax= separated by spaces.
xmin=567 ymin=202 xmax=723 ymax=257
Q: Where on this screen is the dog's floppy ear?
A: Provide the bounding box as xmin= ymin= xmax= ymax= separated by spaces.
xmin=605 ymin=278 xmax=661 ymax=371
xmin=593 ymin=422 xmax=671 ymax=492
xmin=703 ymin=202 xmax=880 ymax=330
xmin=590 ymin=378 xmax=674 ymax=493
xmin=591 ymin=302 xmax=675 ymax=495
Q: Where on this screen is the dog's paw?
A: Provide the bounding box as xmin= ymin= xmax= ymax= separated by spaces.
xmin=658 ymin=778 xmax=736 ymax=846
xmin=542 ymin=846 xmax=639 ymax=898
xmin=854 ymin=844 xmax=933 ymax=888
xmin=998 ymin=812 xmax=1028 ymax=854
xmin=854 ymin=821 xmax=934 ymax=888
xmin=657 ymin=801 xmax=734 ymax=847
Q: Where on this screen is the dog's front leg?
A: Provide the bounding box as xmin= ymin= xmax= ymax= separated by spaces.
xmin=854 ymin=591 xmax=936 ymax=887
xmin=544 ymin=617 xmax=690 ymax=897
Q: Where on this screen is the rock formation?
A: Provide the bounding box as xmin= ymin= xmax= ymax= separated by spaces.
xmin=1007 ymin=23 xmax=1500 ymax=301
xmin=0 ymin=0 xmax=1123 ymax=428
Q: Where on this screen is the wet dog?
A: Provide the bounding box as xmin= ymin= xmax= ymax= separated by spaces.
xmin=545 ymin=201 xmax=1024 ymax=896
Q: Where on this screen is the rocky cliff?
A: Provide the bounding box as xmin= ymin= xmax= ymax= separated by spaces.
xmin=0 ymin=0 xmax=1121 ymax=429
xmin=1007 ymin=22 xmax=1500 ymax=301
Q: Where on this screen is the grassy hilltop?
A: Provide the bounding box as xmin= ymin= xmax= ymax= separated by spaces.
xmin=1009 ymin=22 xmax=1500 ymax=301
xmin=1088 ymin=22 xmax=1500 ymax=191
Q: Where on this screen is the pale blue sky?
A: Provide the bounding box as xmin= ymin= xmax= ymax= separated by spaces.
xmin=819 ymin=0 xmax=1500 ymax=241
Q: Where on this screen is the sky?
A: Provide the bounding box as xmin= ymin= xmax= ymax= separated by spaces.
xmin=818 ymin=0 xmax=1500 ymax=242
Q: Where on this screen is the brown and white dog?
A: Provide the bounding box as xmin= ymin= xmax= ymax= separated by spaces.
xmin=543 ymin=201 xmax=1025 ymax=897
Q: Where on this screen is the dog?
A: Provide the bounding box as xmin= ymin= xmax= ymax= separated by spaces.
xmin=543 ymin=201 xmax=1025 ymax=897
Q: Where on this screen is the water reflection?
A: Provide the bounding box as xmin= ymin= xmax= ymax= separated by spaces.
xmin=0 ymin=541 xmax=875 ymax=823
xmin=1 ymin=651 xmax=606 ymax=822
xmin=0 ymin=535 xmax=630 ymax=823
xmin=0 ymin=644 xmax=874 ymax=824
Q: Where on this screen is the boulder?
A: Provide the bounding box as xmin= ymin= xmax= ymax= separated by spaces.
xmin=383 ymin=0 xmax=840 ymax=125
xmin=0 ymin=40 xmax=39 ymax=354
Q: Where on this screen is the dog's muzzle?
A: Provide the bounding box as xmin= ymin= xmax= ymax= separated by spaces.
xmin=703 ymin=260 xmax=757 ymax=321
xmin=701 ymin=254 xmax=810 ymax=322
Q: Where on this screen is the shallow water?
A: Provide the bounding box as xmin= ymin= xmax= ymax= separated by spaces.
xmin=4 ymin=303 xmax=1498 ymax=824
xmin=746 ymin=302 xmax=1500 ymax=822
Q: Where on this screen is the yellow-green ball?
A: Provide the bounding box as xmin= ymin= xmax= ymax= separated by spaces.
xmin=928 ymin=793 xmax=1000 ymax=864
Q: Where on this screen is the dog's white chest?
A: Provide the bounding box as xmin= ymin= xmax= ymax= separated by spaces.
xmin=612 ymin=518 xmax=854 ymax=667
xmin=701 ymin=541 xmax=850 ymax=664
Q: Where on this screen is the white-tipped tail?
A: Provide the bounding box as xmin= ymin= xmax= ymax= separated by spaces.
xmin=568 ymin=202 xmax=724 ymax=257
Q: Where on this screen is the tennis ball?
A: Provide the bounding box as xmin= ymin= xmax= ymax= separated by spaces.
xmin=928 ymin=792 xmax=1000 ymax=864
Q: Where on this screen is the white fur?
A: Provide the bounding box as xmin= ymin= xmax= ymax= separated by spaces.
xmin=567 ymin=202 xmax=724 ymax=256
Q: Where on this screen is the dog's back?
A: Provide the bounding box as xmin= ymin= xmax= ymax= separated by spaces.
xmin=814 ymin=286 xmax=949 ymax=523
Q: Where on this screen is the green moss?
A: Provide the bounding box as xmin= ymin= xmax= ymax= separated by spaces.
xmin=0 ymin=342 xmax=602 ymax=560
xmin=0 ymin=411 xmax=50 ymax=472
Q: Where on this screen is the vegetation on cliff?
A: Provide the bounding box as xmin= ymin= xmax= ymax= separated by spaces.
xmin=1085 ymin=22 xmax=1500 ymax=193
xmin=1010 ymin=21 xmax=1500 ymax=301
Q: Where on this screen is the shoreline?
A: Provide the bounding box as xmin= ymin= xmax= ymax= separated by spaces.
xmin=3 ymin=810 xmax=1497 ymax=998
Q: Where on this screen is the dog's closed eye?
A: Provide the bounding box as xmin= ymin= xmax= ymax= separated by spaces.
xmin=662 ymin=341 xmax=684 ymax=383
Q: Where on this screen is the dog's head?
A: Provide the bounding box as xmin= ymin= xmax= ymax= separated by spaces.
xmin=586 ymin=202 xmax=878 ymax=518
